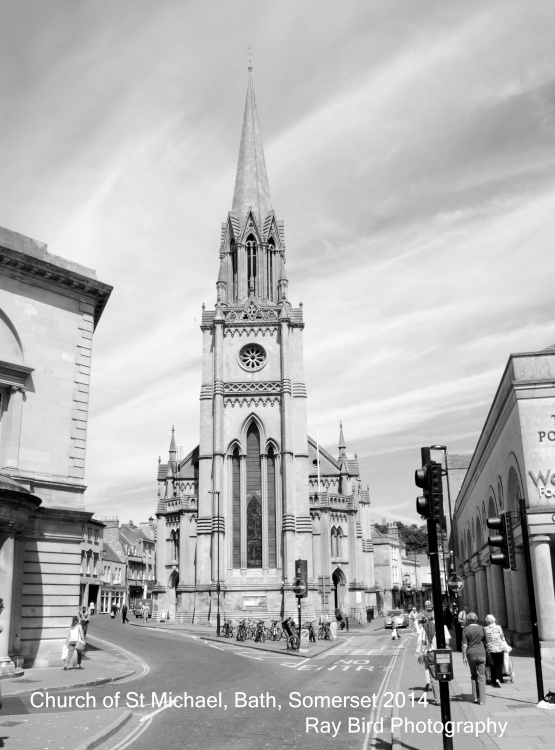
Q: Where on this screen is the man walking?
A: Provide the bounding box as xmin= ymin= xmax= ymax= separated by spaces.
xmin=122 ymin=603 xmax=129 ymax=624
xmin=79 ymin=606 xmax=90 ymax=637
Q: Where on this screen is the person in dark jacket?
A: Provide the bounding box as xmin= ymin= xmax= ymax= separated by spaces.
xmin=122 ymin=603 xmax=129 ymax=624
xmin=462 ymin=612 xmax=487 ymax=705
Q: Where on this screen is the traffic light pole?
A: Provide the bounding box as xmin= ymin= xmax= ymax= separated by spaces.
xmin=519 ymin=498 xmax=544 ymax=703
xmin=427 ymin=514 xmax=453 ymax=750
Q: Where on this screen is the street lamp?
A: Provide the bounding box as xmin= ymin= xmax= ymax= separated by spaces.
xmin=208 ymin=490 xmax=221 ymax=637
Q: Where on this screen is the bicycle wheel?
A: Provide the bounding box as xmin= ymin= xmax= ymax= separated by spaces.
xmin=236 ymin=627 xmax=246 ymax=642
xmin=263 ymin=628 xmax=272 ymax=640
xmin=228 ymin=626 xmax=235 ymax=638
xmin=272 ymin=628 xmax=282 ymax=641
xmin=288 ymin=634 xmax=299 ymax=651
xmin=246 ymin=627 xmax=256 ymax=640
xmin=318 ymin=625 xmax=325 ymax=640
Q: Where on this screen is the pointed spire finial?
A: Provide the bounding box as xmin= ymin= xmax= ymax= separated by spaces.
xmin=338 ymin=421 xmax=346 ymax=457
xmin=247 ymin=45 xmax=254 ymax=73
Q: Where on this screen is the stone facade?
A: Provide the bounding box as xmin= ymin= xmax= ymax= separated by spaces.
xmin=454 ymin=345 xmax=555 ymax=658
xmin=153 ymin=72 xmax=377 ymax=625
xmin=0 ymin=226 xmax=111 ymax=668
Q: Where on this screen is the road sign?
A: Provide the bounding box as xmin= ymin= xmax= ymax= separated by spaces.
xmin=292 ymin=578 xmax=306 ymax=597
xmin=447 ymin=575 xmax=464 ymax=593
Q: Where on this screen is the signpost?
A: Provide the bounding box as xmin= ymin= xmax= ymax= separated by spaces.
xmin=292 ymin=577 xmax=306 ymax=644
xmin=447 ymin=575 xmax=464 ymax=594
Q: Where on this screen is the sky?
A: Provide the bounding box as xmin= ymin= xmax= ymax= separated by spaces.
xmin=1 ymin=0 xmax=555 ymax=527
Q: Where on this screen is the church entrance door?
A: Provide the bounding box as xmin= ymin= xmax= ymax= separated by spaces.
xmin=168 ymin=570 xmax=178 ymax=621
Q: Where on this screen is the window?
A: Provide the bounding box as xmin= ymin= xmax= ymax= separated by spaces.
xmin=238 ymin=343 xmax=266 ymax=371
xmin=246 ymin=235 xmax=257 ymax=294
xmin=169 ymin=530 xmax=179 ymax=562
xmin=231 ymin=423 xmax=278 ymax=570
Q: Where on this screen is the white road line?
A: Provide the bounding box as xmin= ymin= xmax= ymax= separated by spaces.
xmin=87 ymin=635 xmax=150 ymax=683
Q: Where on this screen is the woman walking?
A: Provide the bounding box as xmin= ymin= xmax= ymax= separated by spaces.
xmin=462 ymin=612 xmax=487 ymax=704
xmin=63 ymin=615 xmax=85 ymax=670
xmin=484 ymin=614 xmax=506 ymax=687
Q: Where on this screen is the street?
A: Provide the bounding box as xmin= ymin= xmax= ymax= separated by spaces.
xmin=1 ymin=618 xmax=409 ymax=749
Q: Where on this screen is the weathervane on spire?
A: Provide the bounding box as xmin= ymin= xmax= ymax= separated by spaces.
xmin=247 ymin=45 xmax=254 ymax=72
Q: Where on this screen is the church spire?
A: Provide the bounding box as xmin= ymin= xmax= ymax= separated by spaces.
xmin=231 ymin=69 xmax=272 ymax=230
xmin=338 ymin=421 xmax=346 ymax=458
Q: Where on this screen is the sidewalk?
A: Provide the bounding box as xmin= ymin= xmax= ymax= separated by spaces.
xmin=0 ymin=634 xmax=139 ymax=750
xmin=131 ymin=614 xmax=385 ymax=656
xmin=387 ymin=630 xmax=555 ymax=750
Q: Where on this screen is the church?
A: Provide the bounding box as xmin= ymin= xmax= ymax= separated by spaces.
xmin=153 ymin=71 xmax=377 ymax=625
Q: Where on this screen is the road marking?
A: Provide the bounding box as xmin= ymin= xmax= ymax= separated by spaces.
xmin=87 ymin=635 xmax=150 ymax=683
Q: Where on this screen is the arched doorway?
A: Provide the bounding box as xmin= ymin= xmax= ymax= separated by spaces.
xmin=332 ymin=567 xmax=346 ymax=612
xmin=168 ymin=570 xmax=179 ymax=621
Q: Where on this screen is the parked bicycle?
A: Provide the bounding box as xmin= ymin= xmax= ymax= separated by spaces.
xmin=222 ymin=619 xmax=234 ymax=638
xmin=236 ymin=619 xmax=248 ymax=642
xmin=254 ymin=619 xmax=266 ymax=643
xmin=267 ymin=620 xmax=282 ymax=641
xmin=303 ymin=620 xmax=317 ymax=643
xmin=318 ymin=620 xmax=332 ymax=640
xmin=282 ymin=617 xmax=299 ymax=650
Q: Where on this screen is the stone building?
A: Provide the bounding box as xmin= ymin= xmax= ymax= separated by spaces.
xmin=0 ymin=226 xmax=111 ymax=669
xmin=102 ymin=517 xmax=156 ymax=609
xmin=454 ymin=344 xmax=555 ymax=658
xmin=100 ymin=541 xmax=127 ymax=614
xmin=153 ymin=72 xmax=377 ymax=625
xmin=79 ymin=517 xmax=105 ymax=612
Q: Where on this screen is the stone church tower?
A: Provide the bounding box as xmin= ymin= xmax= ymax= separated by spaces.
xmin=154 ymin=71 xmax=376 ymax=623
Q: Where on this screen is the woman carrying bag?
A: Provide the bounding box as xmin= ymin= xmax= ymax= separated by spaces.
xmin=63 ymin=615 xmax=86 ymax=670
xmin=484 ymin=614 xmax=507 ymax=687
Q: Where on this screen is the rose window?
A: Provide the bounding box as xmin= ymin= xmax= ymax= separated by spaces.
xmin=239 ymin=344 xmax=266 ymax=371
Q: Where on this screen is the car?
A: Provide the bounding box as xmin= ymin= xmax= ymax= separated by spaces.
xmin=384 ymin=609 xmax=409 ymax=628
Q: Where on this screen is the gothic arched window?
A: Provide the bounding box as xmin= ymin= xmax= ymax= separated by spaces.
xmin=229 ymin=425 xmax=280 ymax=571
xmin=230 ymin=240 xmax=238 ymax=300
xmin=246 ymin=235 xmax=257 ymax=295
xmin=267 ymin=237 xmax=275 ymax=301
xmin=267 ymin=445 xmax=277 ymax=567
xmin=232 ymin=447 xmax=241 ymax=568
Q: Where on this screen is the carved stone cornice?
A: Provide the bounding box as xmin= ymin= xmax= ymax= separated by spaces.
xmin=0 ymin=239 xmax=112 ymax=328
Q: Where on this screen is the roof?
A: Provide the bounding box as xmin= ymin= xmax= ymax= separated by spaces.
xmin=102 ymin=541 xmax=126 ymax=563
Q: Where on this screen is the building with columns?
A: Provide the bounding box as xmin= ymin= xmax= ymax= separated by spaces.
xmin=454 ymin=344 xmax=555 ymax=658
xmin=0 ymin=226 xmax=111 ymax=669
xmin=153 ymin=72 xmax=377 ymax=625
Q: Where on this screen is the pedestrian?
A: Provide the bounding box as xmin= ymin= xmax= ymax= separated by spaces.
xmin=458 ymin=605 xmax=469 ymax=628
xmin=89 ymin=601 xmax=95 ymax=616
xmin=462 ymin=612 xmax=487 ymax=705
xmin=415 ymin=613 xmax=449 ymax=706
xmin=416 ymin=615 xmax=430 ymax=689
xmin=409 ymin=607 xmax=418 ymax=633
xmin=443 ymin=605 xmax=453 ymax=631
xmin=142 ymin=603 xmax=150 ymax=623
xmin=391 ymin=615 xmax=401 ymax=640
xmin=79 ymin=606 xmax=89 ymax=637
xmin=484 ymin=614 xmax=506 ymax=688
xmin=110 ymin=602 xmax=117 ymax=619
xmin=122 ymin=603 xmax=129 ymax=624
xmin=63 ymin=615 xmax=85 ymax=670
xmin=335 ymin=607 xmax=345 ymax=631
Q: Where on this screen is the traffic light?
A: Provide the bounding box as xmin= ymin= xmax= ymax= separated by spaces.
xmin=295 ymin=559 xmax=308 ymax=598
xmin=429 ymin=462 xmax=444 ymax=520
xmin=415 ymin=460 xmax=443 ymax=520
xmin=487 ymin=514 xmax=516 ymax=570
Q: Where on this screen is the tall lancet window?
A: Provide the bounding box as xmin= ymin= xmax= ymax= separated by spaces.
xmin=266 ymin=237 xmax=275 ymax=301
xmin=246 ymin=424 xmax=262 ymax=567
xmin=230 ymin=240 xmax=238 ymax=301
xmin=246 ymin=235 xmax=257 ymax=295
xmin=232 ymin=447 xmax=241 ymax=568
xmin=267 ymin=445 xmax=277 ymax=566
